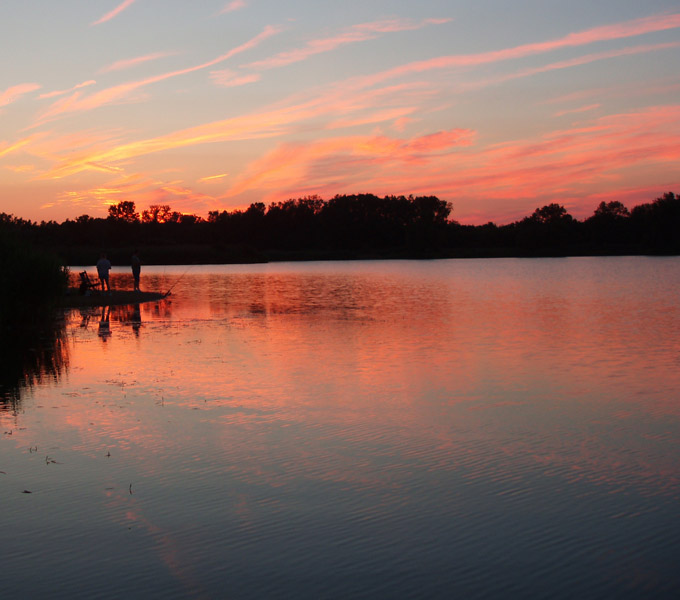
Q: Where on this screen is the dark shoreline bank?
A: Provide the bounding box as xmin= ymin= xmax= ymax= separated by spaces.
xmin=58 ymin=242 xmax=677 ymax=267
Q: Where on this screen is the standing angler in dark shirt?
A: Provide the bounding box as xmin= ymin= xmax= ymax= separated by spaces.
xmin=131 ymin=249 xmax=141 ymax=291
xmin=97 ymin=253 xmax=112 ymax=292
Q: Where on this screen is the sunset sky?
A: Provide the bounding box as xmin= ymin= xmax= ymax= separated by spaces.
xmin=1 ymin=1 xmax=679 ymax=224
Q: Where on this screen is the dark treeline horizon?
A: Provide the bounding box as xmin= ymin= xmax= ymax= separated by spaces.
xmin=1 ymin=192 xmax=678 ymax=265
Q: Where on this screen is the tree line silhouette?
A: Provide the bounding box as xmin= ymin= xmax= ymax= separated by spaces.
xmin=1 ymin=192 xmax=678 ymax=265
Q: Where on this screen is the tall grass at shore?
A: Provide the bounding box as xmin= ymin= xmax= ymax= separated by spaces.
xmin=0 ymin=233 xmax=68 ymax=330
xmin=0 ymin=234 xmax=69 ymax=404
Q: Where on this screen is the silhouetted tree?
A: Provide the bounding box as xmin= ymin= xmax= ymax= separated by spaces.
xmin=630 ymin=192 xmax=680 ymax=253
xmin=585 ymin=201 xmax=631 ymax=246
xmin=142 ymin=204 xmax=174 ymax=224
xmin=593 ymin=201 xmax=629 ymax=219
xmin=528 ymin=203 xmax=572 ymax=225
xmin=108 ymin=201 xmax=139 ymax=223
xmin=515 ymin=203 xmax=579 ymax=253
xmin=2 ymin=191 xmax=678 ymax=262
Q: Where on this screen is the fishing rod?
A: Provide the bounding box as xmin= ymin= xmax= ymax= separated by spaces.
xmin=164 ymin=264 xmax=195 ymax=296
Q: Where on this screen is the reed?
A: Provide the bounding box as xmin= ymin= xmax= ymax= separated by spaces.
xmin=0 ymin=233 xmax=68 ymax=329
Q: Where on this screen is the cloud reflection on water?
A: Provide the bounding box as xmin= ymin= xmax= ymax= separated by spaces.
xmin=2 ymin=258 xmax=679 ymax=598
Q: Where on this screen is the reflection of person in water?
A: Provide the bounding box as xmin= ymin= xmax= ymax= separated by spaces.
xmin=131 ymin=303 xmax=142 ymax=336
xmin=79 ymin=308 xmax=92 ymax=328
xmin=98 ymin=306 xmax=111 ymax=341
xmin=131 ymin=249 xmax=141 ymax=292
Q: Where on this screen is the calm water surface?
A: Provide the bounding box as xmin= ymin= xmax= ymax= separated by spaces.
xmin=1 ymin=257 xmax=679 ymax=599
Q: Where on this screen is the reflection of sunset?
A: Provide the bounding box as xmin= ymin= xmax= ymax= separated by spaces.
xmin=21 ymin=261 xmax=680 ymax=486
xmin=3 ymin=259 xmax=680 ymax=597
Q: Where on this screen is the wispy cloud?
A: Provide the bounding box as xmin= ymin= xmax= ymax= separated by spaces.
xmin=199 ymin=173 xmax=230 ymax=183
xmin=209 ymin=69 xmax=261 ymax=87
xmin=460 ymin=41 xmax=680 ymax=92
xmin=223 ymin=128 xmax=474 ymax=197
xmin=4 ymin=164 xmax=35 ymax=173
xmin=326 ymin=107 xmax=418 ymax=130
xmin=37 ymin=80 xmax=435 ymax=179
xmin=35 ymin=25 xmax=282 ymax=124
xmin=554 ymin=104 xmax=601 ymax=118
xmin=245 ymin=17 xmax=451 ymax=70
xmin=92 ymin=0 xmax=137 ymax=26
xmin=221 ymin=1 xmax=246 ymax=14
xmin=52 ymin=172 xmax=217 ymax=214
xmin=0 ymin=136 xmax=36 ymax=159
xmin=346 ymin=12 xmax=680 ymax=90
xmin=39 ymin=80 xmax=97 ymax=100
xmin=545 ymin=78 xmax=680 ymax=106
xmin=0 ymin=83 xmax=41 ymax=107
xmin=100 ymin=52 xmax=175 ymax=73
xmin=200 ymin=104 xmax=679 ymax=222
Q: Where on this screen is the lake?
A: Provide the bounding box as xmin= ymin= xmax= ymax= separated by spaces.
xmin=1 ymin=257 xmax=679 ymax=599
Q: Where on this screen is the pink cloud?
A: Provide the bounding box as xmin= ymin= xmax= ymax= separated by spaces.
xmin=92 ymin=0 xmax=136 ymax=26
xmin=209 ymin=69 xmax=261 ymax=87
xmin=223 ymin=128 xmax=474 ymax=197
xmin=327 ymin=107 xmax=418 ymax=130
xmin=221 ymin=1 xmax=246 ymax=13
xmin=392 ymin=116 xmax=418 ymax=132
xmin=461 ymin=42 xmax=680 ymax=92
xmin=37 ymin=80 xmax=434 ymax=179
xmin=348 ymin=12 xmax=680 ymax=90
xmin=100 ymin=52 xmax=175 ymax=73
xmin=246 ymin=17 xmax=451 ymax=70
xmin=554 ymin=104 xmax=601 ymax=118
xmin=0 ymin=83 xmax=41 ymax=107
xmin=216 ymin=105 xmax=680 ymax=223
xmin=35 ymin=25 xmax=281 ymax=124
xmin=545 ymin=78 xmax=680 ymax=106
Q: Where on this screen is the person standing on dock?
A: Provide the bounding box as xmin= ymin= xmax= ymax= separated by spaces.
xmin=131 ymin=249 xmax=141 ymax=291
xmin=96 ymin=253 xmax=112 ymax=293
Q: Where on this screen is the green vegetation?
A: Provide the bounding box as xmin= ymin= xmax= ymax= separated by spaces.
xmin=1 ymin=192 xmax=678 ymax=266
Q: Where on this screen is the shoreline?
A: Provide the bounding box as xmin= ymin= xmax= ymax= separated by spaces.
xmin=61 ymin=288 xmax=168 ymax=308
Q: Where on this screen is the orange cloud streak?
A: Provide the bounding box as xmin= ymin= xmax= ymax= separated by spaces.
xmin=38 ymin=80 xmax=97 ymax=100
xmin=217 ymin=105 xmax=679 ymax=223
xmin=0 ymin=136 xmax=36 ymax=159
xmin=224 ymin=128 xmax=475 ymax=197
xmin=0 ymin=83 xmax=41 ymax=107
xmin=38 ymin=80 xmax=429 ymax=179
